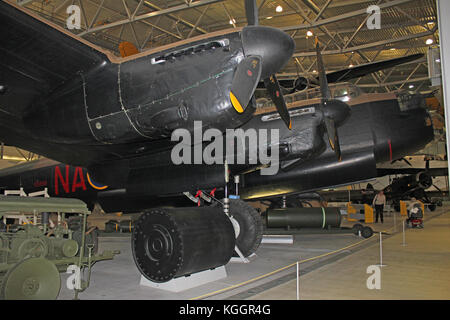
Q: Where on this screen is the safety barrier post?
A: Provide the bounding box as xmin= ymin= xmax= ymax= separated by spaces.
xmin=296 ymin=260 xmax=300 ymax=300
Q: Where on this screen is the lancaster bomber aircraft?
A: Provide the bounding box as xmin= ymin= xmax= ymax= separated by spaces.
xmin=0 ymin=0 xmax=434 ymax=283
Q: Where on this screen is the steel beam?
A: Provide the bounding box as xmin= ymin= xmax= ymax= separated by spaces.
xmin=79 ymin=0 xmax=223 ymax=36
xmin=282 ymin=0 xmax=416 ymax=32
xmin=141 ymin=0 xmax=209 ymax=35
xmin=293 ymin=28 xmax=437 ymax=57
xmin=357 ymin=76 xmax=430 ymax=87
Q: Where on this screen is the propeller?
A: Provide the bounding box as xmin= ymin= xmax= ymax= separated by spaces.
xmin=244 ymin=0 xmax=258 ymax=26
xmin=229 ymin=0 xmax=292 ymax=130
xmin=315 ymin=37 xmax=350 ymax=161
xmin=264 ymin=74 xmax=292 ymax=129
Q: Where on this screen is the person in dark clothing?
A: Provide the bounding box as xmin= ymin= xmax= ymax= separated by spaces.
xmin=372 ymin=190 xmax=386 ymax=223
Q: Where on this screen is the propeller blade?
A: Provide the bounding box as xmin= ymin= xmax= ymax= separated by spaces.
xmin=315 ymin=37 xmax=348 ymax=161
xmin=315 ymin=37 xmax=331 ymax=100
xmin=230 ymin=56 xmax=262 ymax=113
xmin=244 ymin=0 xmax=259 ymax=26
xmin=264 ymin=74 xmax=292 ymax=129
xmin=324 ymin=117 xmax=341 ymax=161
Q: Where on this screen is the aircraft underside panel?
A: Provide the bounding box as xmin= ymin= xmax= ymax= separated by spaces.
xmin=239 ymin=148 xmax=377 ymax=200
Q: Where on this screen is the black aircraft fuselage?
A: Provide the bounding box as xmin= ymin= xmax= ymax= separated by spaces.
xmin=0 ymin=1 xmax=434 ymax=214
xmin=0 ymin=90 xmax=434 ymax=213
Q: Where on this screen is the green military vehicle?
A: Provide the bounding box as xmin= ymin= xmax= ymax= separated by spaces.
xmin=0 ymin=196 xmax=119 ymax=300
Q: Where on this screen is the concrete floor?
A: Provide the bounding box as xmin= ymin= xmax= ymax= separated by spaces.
xmin=57 ymin=207 xmax=450 ymax=300
xmin=250 ymin=208 xmax=450 ymax=300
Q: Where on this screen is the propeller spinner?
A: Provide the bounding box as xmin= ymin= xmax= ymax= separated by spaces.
xmin=230 ymin=0 xmax=295 ymax=130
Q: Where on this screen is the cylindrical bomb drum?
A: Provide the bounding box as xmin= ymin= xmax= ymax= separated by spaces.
xmin=132 ymin=207 xmax=235 ymax=283
xmin=266 ymin=207 xmax=341 ymax=229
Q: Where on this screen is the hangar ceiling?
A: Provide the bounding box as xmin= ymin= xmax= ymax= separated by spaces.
xmin=19 ymin=0 xmax=439 ymax=93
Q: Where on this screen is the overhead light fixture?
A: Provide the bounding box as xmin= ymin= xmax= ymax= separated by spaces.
xmin=276 ymin=5 xmax=283 ymax=13
xmin=390 ymin=48 xmax=396 ymax=51
xmin=426 ymin=38 xmax=434 ymax=45
xmin=427 ymin=21 xmax=434 ymax=25
xmin=349 ymin=64 xmax=354 ymax=68
xmin=436 ymin=58 xmax=441 ymax=63
xmin=306 ymin=30 xmax=313 ymax=37
xmin=229 ymin=18 xmax=236 ymax=25
xmin=266 ymin=16 xmax=273 ymax=20
xmin=409 ymin=85 xmax=415 ymax=89
xmin=312 ymin=70 xmax=317 ymax=73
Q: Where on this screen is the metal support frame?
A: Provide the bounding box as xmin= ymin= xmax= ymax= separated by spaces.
xmin=282 ymin=0 xmax=416 ymax=32
xmin=78 ymin=0 xmax=223 ymax=36
xmin=142 ymin=0 xmax=209 ymax=35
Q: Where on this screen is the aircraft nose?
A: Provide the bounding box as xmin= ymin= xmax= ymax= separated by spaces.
xmin=242 ymin=26 xmax=295 ymax=79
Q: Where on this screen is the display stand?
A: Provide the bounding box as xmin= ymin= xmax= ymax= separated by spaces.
xmin=140 ymin=266 xmax=227 ymax=293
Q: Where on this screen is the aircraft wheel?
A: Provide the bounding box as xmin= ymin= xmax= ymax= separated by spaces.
xmin=352 ymin=223 xmax=363 ymax=235
xmin=428 ymin=203 xmax=436 ymax=212
xmin=228 ymin=199 xmax=263 ymax=257
xmin=361 ymin=226 xmax=373 ymax=238
xmin=0 ymin=258 xmax=61 ymax=300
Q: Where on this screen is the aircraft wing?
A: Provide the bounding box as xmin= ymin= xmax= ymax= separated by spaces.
xmin=265 ymin=53 xmax=424 ymax=90
xmin=0 ymin=1 xmax=109 ymax=118
xmin=325 ymin=53 xmax=424 ymax=83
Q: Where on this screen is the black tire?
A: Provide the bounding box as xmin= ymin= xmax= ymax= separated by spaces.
xmin=428 ymin=203 xmax=436 ymax=212
xmin=361 ymin=226 xmax=373 ymax=238
xmin=228 ymin=199 xmax=264 ymax=257
xmin=352 ymin=223 xmax=364 ymax=235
